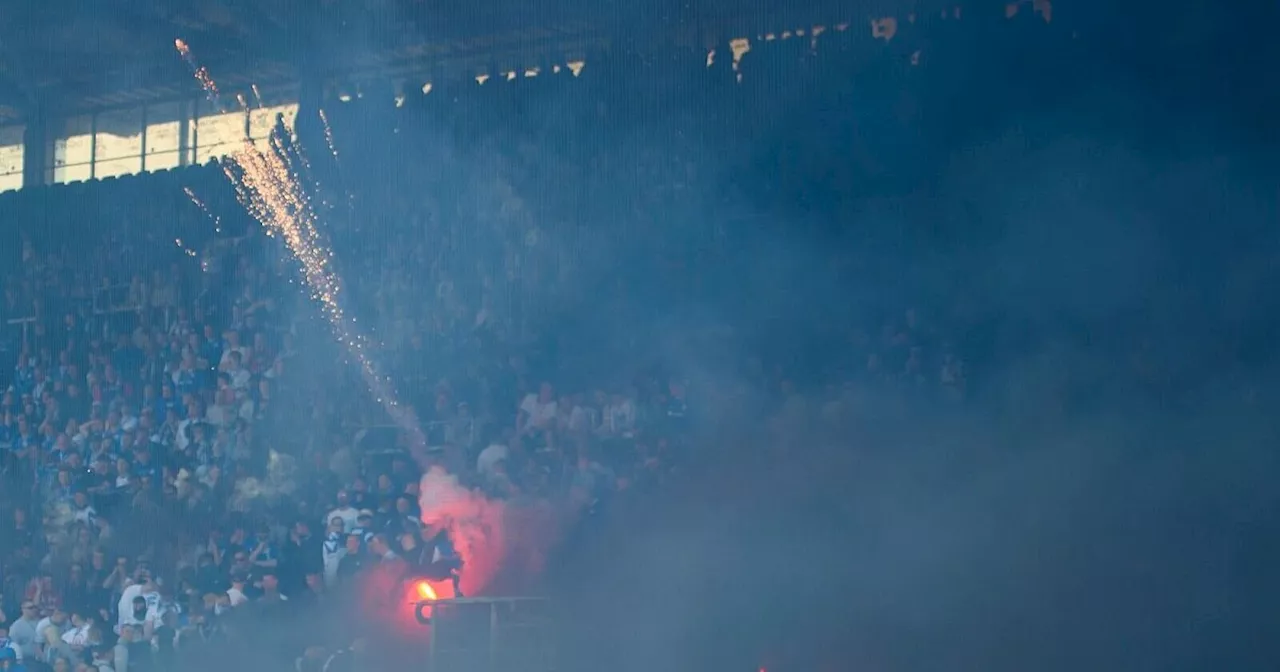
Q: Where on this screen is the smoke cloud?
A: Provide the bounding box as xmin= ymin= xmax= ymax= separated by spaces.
xmin=417 ymin=466 xmax=505 ymax=595
xmin=418 ymin=466 xmax=566 ymax=596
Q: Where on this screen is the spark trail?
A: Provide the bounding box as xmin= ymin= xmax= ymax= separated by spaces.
xmin=174 ymin=39 xmax=223 ymax=110
xmin=318 ymin=108 xmax=340 ymax=161
xmin=175 ymin=39 xmax=424 ymax=447
xmin=183 ymin=186 xmax=223 ymax=234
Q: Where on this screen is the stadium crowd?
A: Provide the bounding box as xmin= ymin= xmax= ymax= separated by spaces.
xmin=0 ymin=66 xmax=974 ymax=672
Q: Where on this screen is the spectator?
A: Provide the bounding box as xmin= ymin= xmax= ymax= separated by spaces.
xmin=246 ymin=527 xmax=278 ymax=571
xmin=225 ymin=575 xmax=249 ymax=609
xmin=40 ymin=625 xmax=76 ymax=668
xmin=34 ymin=608 xmax=66 ymax=644
xmin=115 ymin=573 xmax=157 ymax=633
xmin=0 ymin=49 xmax=997 ymax=672
xmin=335 ymin=535 xmax=365 ymax=586
xmin=280 ymin=521 xmax=320 ymax=594
xmin=254 ymin=571 xmax=287 ymax=609
xmin=0 ymin=647 xmax=25 ymax=672
xmin=517 ymin=383 xmax=558 ymax=441
xmin=324 ymin=493 xmax=358 ymax=534
xmin=117 ymin=596 xmax=151 ymax=638
xmin=112 ymin=624 xmax=135 ymax=672
xmin=8 ymin=602 xmax=40 ymax=661
xmin=58 ymin=612 xmax=90 ymax=649
xmin=0 ymin=626 xmax=22 ymax=662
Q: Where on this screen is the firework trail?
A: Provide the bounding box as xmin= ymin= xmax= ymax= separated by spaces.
xmin=173 ymin=42 xmax=565 ymax=598
xmin=318 ymin=108 xmax=340 ymax=161
xmin=174 ymin=39 xmax=224 ymax=110
xmin=315 ymin=107 xmax=357 ymax=214
xmin=175 ymin=40 xmax=424 ymax=447
xmin=183 ymin=186 xmax=224 ymax=234
xmin=228 ymin=131 xmax=423 ymax=444
xmin=173 ymin=238 xmax=198 ymax=258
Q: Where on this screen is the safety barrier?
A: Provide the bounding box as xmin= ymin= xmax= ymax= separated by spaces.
xmin=353 ymin=419 xmax=476 ymax=451
xmin=422 ymin=596 xmax=555 ymax=672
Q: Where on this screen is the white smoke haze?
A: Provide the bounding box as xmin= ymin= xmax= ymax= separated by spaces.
xmin=230 ymin=450 xmax=300 ymax=510
xmin=157 ymin=11 xmax=1277 ymax=672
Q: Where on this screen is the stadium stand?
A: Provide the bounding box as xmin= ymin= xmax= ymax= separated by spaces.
xmin=18 ymin=2 xmax=1269 ymax=671
xmin=0 ymin=32 xmax=990 ymax=667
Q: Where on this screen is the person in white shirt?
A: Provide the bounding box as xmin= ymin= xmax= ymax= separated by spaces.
xmin=116 ymin=575 xmax=159 ymax=632
xmin=220 ymin=350 xmax=251 ymax=391
xmin=71 ymin=492 xmax=97 ymax=527
xmin=218 ymin=331 xmax=249 ymax=372
xmin=117 ymin=596 xmax=153 ymax=637
xmin=226 ymin=575 xmax=249 ymax=607
xmin=34 ymin=610 xmax=67 ymax=644
xmin=146 ymin=586 xmax=181 ymax=627
xmin=517 ymin=382 xmax=557 ymax=437
xmin=476 ymin=441 xmax=509 ymax=476
xmin=321 ymin=517 xmax=348 ymax=588
xmin=325 ymin=491 xmax=359 ymax=533
xmin=59 ymin=613 xmax=91 ymax=649
xmin=600 ymin=392 xmax=637 ymax=438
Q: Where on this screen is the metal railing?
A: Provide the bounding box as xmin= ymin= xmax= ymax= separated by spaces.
xmin=4 ymin=315 xmax=36 ymax=344
xmin=423 ymin=596 xmax=554 ymax=672
xmin=352 ymin=419 xmax=476 ymax=452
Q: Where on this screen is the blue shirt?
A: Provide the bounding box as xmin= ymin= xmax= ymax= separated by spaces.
xmin=173 ymin=369 xmax=197 ymax=396
xmin=246 ymin=541 xmax=278 ymax=564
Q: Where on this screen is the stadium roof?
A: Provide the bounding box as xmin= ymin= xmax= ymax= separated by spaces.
xmin=0 ymin=0 xmax=956 ymax=122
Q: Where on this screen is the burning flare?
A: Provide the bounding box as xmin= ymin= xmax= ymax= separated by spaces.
xmin=418 ymin=467 xmax=507 ymax=596
xmin=418 ymin=466 xmax=565 ymax=597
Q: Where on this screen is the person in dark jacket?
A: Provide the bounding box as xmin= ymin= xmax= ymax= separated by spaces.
xmin=334 ymin=535 xmax=365 ymax=585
